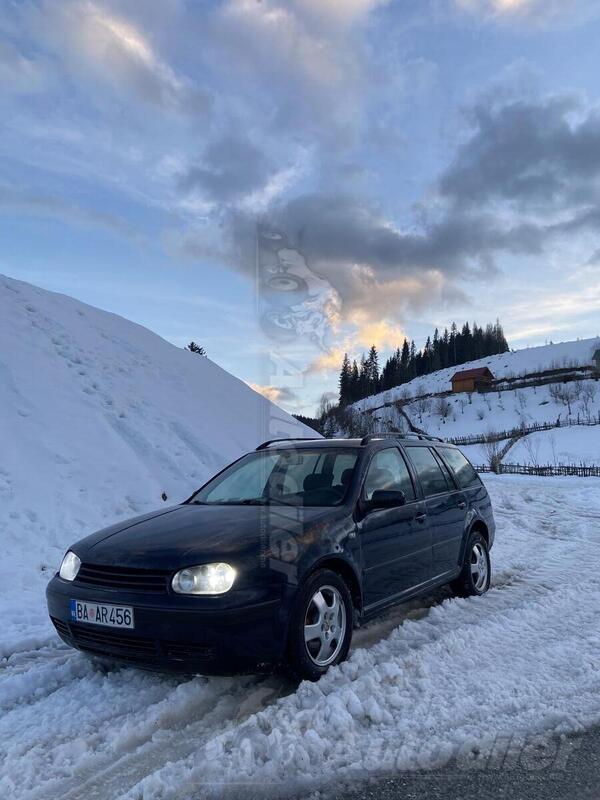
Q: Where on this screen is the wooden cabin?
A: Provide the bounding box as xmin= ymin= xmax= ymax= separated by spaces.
xmin=451 ymin=366 xmax=494 ymax=393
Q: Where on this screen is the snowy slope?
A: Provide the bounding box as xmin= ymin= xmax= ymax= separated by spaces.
xmin=350 ymin=337 xmax=600 ymax=466
xmin=460 ymin=426 xmax=600 ymax=468
xmin=353 ymin=337 xmax=600 ymax=412
xmin=0 ymin=274 xmax=317 ymax=655
xmin=2 ymin=476 xmax=600 ymax=799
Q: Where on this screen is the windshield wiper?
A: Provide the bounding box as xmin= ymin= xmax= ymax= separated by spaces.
xmin=191 ymin=497 xmax=297 ymax=506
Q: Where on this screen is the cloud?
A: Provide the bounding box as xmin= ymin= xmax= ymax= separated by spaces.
xmin=0 ymin=185 xmax=143 ymax=242
xmin=28 ymin=0 xmax=208 ymax=112
xmin=439 ymin=94 xmax=600 ymax=213
xmin=455 ymin=0 xmax=600 ymax=26
xmin=178 ymin=136 xmax=273 ymax=205
xmin=247 ymin=382 xmax=298 ymax=405
xmin=0 ymin=40 xmax=50 ymax=94
xmin=187 ymin=81 xmax=600 ymax=348
xmin=207 ymin=0 xmax=373 ymax=145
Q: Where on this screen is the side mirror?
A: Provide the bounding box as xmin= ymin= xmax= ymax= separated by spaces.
xmin=368 ymin=489 xmax=406 ymax=511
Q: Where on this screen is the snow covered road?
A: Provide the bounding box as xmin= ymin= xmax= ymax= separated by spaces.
xmin=2 ymin=475 xmax=600 ymax=799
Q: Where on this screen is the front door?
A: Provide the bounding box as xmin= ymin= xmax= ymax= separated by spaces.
xmin=359 ymin=447 xmax=431 ymax=607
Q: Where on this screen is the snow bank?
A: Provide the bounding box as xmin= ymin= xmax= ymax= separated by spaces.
xmin=0 ymin=274 xmax=316 ymax=656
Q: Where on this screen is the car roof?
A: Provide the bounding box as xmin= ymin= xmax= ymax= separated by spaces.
xmin=256 ymin=435 xmax=458 ymax=451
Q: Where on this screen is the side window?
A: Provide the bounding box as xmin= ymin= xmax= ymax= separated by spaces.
xmin=438 ymin=447 xmax=481 ymax=489
xmin=363 ymin=448 xmax=415 ymax=502
xmin=405 ymin=446 xmax=450 ymax=497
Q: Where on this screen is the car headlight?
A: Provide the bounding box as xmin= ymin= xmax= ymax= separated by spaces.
xmin=59 ymin=551 xmax=81 ymax=581
xmin=172 ymin=563 xmax=236 ymax=595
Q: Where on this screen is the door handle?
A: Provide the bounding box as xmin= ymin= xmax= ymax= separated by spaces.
xmin=415 ymin=511 xmax=427 ymax=522
xmin=457 ymin=501 xmax=467 ymax=510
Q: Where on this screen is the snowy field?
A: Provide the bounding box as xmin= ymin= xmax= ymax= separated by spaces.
xmin=364 ymin=375 xmax=600 ymax=451
xmin=460 ymin=425 xmax=600 ymax=467
xmin=2 ymin=474 xmax=600 ymax=799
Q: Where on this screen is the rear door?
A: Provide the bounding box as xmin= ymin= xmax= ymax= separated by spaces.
xmin=404 ymin=445 xmax=468 ymax=579
xmin=359 ymin=446 xmax=431 ymax=607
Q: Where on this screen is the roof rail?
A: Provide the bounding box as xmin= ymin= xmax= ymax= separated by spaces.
xmin=360 ymin=432 xmax=402 ymax=445
xmin=402 ymin=432 xmax=445 ymax=443
xmin=360 ymin=432 xmax=445 ymax=445
xmin=255 ymin=437 xmax=320 ymax=450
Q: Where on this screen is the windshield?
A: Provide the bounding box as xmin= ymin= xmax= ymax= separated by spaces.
xmin=189 ymin=448 xmax=359 ymax=507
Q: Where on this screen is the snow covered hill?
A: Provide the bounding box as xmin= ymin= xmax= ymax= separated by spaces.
xmin=354 ymin=337 xmax=600 ymax=412
xmin=0 ymin=274 xmax=316 ymax=655
xmin=349 ymin=337 xmax=600 ymax=467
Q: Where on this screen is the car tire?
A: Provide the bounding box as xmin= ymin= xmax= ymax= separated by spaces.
xmin=451 ymin=530 xmax=491 ymax=598
xmin=285 ymin=569 xmax=353 ymax=682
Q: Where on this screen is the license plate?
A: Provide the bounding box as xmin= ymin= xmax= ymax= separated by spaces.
xmin=70 ymin=600 xmax=134 ymax=629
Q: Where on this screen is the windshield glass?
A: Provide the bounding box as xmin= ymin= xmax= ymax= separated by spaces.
xmin=189 ymin=448 xmax=359 ymax=507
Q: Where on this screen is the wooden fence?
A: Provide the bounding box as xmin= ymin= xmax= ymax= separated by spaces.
xmin=475 ymin=463 xmax=600 ymax=478
xmin=447 ymin=415 xmax=600 ymax=447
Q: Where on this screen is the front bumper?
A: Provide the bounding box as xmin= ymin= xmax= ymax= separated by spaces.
xmin=46 ymin=575 xmax=287 ymax=674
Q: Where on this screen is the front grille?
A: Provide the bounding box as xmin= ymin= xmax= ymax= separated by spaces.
xmin=163 ymin=641 xmax=216 ymax=662
xmin=50 ymin=617 xmax=215 ymax=665
xmin=51 ymin=617 xmax=70 ymax=638
xmin=74 ymin=563 xmax=170 ymax=593
xmin=69 ymin=624 xmax=157 ymax=659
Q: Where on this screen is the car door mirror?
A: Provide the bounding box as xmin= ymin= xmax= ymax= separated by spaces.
xmin=368 ymin=489 xmax=407 ymax=511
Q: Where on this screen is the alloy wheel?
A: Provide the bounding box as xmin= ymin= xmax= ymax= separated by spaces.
xmin=303 ymin=585 xmax=347 ymax=667
xmin=470 ymin=542 xmax=489 ymax=592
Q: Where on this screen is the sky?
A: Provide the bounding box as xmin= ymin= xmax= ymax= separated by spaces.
xmin=1 ymin=0 xmax=600 ymax=415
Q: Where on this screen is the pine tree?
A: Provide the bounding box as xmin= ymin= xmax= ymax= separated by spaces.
xmin=432 ymin=328 xmax=441 ymax=372
xmin=359 ymin=355 xmax=369 ymax=400
xmin=441 ymin=328 xmax=450 ymax=368
xmin=186 ymin=342 xmax=206 ymax=355
xmin=409 ymin=340 xmax=417 ymax=378
xmin=338 ymin=353 xmax=352 ymax=406
xmin=366 ymin=345 xmax=380 ymax=394
xmin=460 ymin=322 xmax=472 ymax=362
xmin=350 ymin=360 xmax=360 ymax=403
xmin=400 ymin=338 xmax=410 ymax=383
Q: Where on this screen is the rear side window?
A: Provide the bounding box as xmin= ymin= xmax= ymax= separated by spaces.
xmin=405 ymin=446 xmax=450 ymax=497
xmin=438 ymin=447 xmax=481 ymax=489
xmin=363 ymin=447 xmax=416 ymax=502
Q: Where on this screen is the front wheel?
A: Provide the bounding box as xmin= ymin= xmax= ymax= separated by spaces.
xmin=285 ymin=569 xmax=353 ymax=682
xmin=451 ymin=531 xmax=491 ymax=597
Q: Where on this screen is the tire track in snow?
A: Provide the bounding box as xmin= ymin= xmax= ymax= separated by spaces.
xmin=121 ymin=477 xmax=600 ymax=799
xmin=2 ymin=477 xmax=600 ymax=800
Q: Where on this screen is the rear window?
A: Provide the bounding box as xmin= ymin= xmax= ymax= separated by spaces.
xmin=438 ymin=447 xmax=481 ymax=489
xmin=405 ymin=446 xmax=450 ymax=497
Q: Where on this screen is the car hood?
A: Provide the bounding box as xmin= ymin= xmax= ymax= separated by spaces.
xmin=73 ymin=503 xmax=343 ymax=570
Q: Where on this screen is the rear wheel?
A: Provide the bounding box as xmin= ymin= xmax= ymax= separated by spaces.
xmin=285 ymin=569 xmax=353 ymax=682
xmin=451 ymin=531 xmax=491 ymax=597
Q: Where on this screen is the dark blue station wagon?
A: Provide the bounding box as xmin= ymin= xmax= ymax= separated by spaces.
xmin=47 ymin=434 xmax=495 ymax=681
